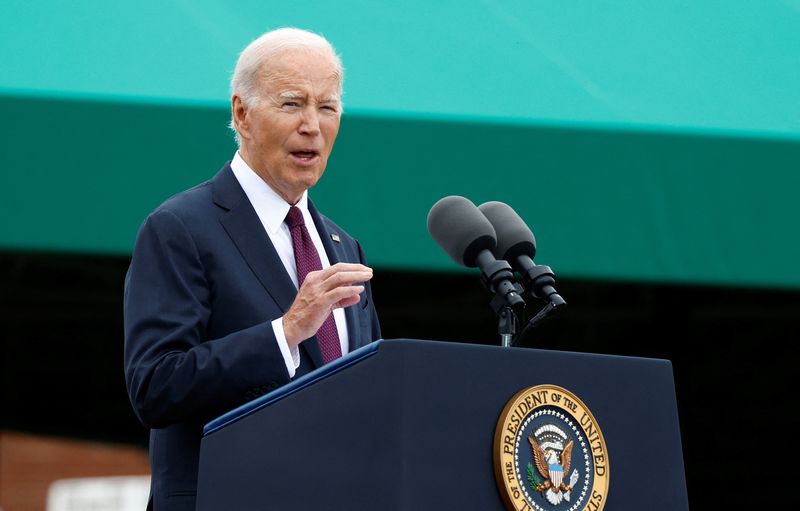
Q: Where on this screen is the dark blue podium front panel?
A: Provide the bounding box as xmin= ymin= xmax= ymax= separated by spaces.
xmin=197 ymin=339 xmax=688 ymax=510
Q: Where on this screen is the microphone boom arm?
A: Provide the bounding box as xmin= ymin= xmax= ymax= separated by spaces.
xmin=512 ymin=263 xmax=567 ymax=346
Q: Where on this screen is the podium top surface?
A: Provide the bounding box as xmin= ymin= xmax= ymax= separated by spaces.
xmin=203 ymin=339 xmax=672 ymax=437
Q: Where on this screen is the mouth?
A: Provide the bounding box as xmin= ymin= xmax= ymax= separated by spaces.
xmin=290 ymin=149 xmax=320 ymax=164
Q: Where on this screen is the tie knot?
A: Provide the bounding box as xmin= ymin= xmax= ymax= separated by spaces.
xmin=285 ymin=206 xmax=305 ymax=229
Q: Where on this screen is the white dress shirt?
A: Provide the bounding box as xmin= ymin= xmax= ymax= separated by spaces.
xmin=230 ymin=152 xmax=350 ymax=377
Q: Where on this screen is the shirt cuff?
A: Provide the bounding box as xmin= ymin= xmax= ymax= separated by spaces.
xmin=272 ymin=317 xmax=301 ymax=378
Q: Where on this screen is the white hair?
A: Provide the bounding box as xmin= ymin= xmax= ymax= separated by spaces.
xmin=229 ymin=27 xmax=344 ymax=145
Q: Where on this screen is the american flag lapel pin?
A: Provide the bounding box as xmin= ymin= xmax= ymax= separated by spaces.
xmin=331 ymin=233 xmax=341 ymax=243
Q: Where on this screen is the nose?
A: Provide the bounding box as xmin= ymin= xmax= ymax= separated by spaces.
xmin=298 ymin=107 xmax=320 ymax=136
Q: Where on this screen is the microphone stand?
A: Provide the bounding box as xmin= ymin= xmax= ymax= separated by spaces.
xmin=477 ymin=254 xmax=526 ymax=347
xmin=490 ymin=295 xmax=521 ymax=347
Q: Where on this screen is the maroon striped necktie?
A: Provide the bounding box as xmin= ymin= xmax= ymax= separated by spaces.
xmin=285 ymin=206 xmax=342 ymax=364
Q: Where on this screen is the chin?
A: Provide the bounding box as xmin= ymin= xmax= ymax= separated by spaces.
xmin=300 ymin=169 xmax=324 ymax=186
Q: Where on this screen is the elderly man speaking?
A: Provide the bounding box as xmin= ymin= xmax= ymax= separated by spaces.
xmin=124 ymin=28 xmax=382 ymax=510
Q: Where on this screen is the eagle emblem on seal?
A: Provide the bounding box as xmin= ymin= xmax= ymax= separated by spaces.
xmin=528 ymin=424 xmax=580 ymax=505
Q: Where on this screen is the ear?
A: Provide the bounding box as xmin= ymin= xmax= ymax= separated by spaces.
xmin=231 ymin=95 xmax=250 ymax=141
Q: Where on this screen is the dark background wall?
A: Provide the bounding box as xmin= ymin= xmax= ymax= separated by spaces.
xmin=2 ymin=251 xmax=797 ymax=508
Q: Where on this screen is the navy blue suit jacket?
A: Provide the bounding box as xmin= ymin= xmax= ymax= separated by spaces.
xmin=123 ymin=163 xmax=381 ymax=510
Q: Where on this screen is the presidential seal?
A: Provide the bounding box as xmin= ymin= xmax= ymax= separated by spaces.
xmin=493 ymin=385 xmax=609 ymax=511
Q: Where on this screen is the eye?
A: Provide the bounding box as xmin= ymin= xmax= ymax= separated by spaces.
xmin=282 ymin=101 xmax=300 ymax=108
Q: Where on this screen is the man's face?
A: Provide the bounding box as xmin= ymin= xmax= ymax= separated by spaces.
xmin=234 ymin=49 xmax=342 ymax=204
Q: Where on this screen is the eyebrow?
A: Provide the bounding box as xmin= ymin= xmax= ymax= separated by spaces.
xmin=277 ymin=91 xmax=304 ymax=100
xmin=275 ymin=91 xmax=341 ymax=105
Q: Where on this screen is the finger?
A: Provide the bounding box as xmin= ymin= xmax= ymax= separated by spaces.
xmin=330 ymin=262 xmax=372 ymax=272
xmin=325 ymin=285 xmax=365 ymax=308
xmin=312 ymin=263 xmax=372 ymax=280
xmin=333 ymin=293 xmax=363 ymax=310
xmin=321 ymin=270 xmax=373 ymax=289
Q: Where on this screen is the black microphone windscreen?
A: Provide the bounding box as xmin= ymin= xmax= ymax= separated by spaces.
xmin=427 ymin=196 xmax=497 ymax=267
xmin=478 ymin=201 xmax=536 ymax=261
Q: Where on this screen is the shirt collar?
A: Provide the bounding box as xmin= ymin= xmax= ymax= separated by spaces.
xmin=230 ymin=151 xmax=309 ymax=235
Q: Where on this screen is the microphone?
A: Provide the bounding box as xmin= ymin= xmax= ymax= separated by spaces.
xmin=478 ymin=201 xmax=565 ymax=306
xmin=427 ymin=196 xmax=524 ymax=310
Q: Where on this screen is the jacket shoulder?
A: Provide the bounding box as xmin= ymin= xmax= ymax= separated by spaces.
xmin=152 ymin=180 xmax=213 ymax=218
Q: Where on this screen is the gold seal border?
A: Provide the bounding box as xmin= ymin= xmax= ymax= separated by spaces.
xmin=493 ymin=384 xmax=610 ymax=511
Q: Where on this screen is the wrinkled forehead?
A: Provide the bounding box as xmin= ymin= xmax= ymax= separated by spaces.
xmin=258 ymin=48 xmax=342 ymax=97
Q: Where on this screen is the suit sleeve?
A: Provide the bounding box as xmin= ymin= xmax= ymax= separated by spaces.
xmin=123 ymin=208 xmax=290 ymax=429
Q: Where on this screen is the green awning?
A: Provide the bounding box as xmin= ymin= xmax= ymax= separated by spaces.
xmin=2 ymin=1 xmax=799 ymax=288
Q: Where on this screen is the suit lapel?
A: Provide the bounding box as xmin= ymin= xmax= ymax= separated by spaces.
xmin=308 ymin=201 xmax=362 ymax=352
xmin=213 ymin=164 xmax=297 ymax=314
